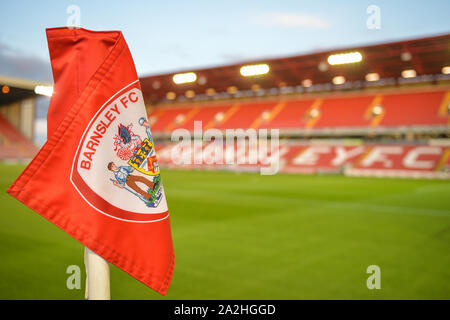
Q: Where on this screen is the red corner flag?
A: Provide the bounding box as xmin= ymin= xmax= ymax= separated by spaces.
xmin=7 ymin=28 xmax=174 ymax=295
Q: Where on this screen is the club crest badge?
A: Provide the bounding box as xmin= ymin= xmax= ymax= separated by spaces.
xmin=109 ymin=118 xmax=162 ymax=208
xmin=70 ymin=82 xmax=168 ymax=223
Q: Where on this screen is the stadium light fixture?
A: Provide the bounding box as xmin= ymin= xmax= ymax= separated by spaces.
xmin=302 ymin=79 xmax=312 ymax=88
xmin=227 ymin=86 xmax=238 ymax=94
xmin=34 ymin=85 xmax=53 ymax=97
xmin=2 ymin=85 xmax=10 ymax=94
xmin=152 ymin=81 xmax=161 ymax=90
xmin=442 ymin=66 xmax=450 ymax=75
xmin=197 ymin=76 xmax=207 ymax=85
xmin=327 ymin=52 xmax=362 ymax=65
xmin=401 ymin=52 xmax=412 ymax=62
xmin=365 ymin=72 xmax=380 ymax=82
xmin=185 ymin=90 xmax=195 ymax=98
xmin=240 ymin=64 xmax=270 ymax=77
xmin=318 ymin=62 xmax=329 ymax=72
xmin=166 ymin=91 xmax=176 ymax=100
xmin=173 ymin=72 xmax=197 ymax=84
xmin=205 ymin=88 xmax=216 ymax=96
xmin=332 ymin=76 xmax=346 ymax=85
xmin=251 ymin=84 xmax=261 ymax=91
xmin=401 ymin=69 xmax=417 ymax=79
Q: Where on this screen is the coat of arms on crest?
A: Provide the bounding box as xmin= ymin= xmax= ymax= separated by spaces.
xmin=108 ymin=117 xmax=162 ymax=208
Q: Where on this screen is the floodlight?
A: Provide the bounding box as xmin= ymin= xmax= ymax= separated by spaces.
xmin=240 ymin=64 xmax=270 ymax=77
xmin=34 ymin=85 xmax=53 ymax=97
xmin=365 ymin=73 xmax=380 ymax=82
xmin=327 ymin=52 xmax=362 ymax=65
xmin=401 ymin=69 xmax=417 ymax=78
xmin=173 ymin=72 xmax=197 ymax=84
xmin=332 ymin=76 xmax=346 ymax=85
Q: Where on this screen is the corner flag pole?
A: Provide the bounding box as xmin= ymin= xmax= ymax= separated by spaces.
xmin=84 ymin=247 xmax=111 ymax=300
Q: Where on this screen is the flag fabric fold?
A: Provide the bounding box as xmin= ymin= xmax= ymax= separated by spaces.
xmin=7 ymin=27 xmax=174 ymax=295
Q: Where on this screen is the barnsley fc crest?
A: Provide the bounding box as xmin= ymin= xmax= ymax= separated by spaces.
xmin=71 ymin=82 xmax=168 ymax=223
xmin=128 ymin=138 xmax=160 ymax=176
xmin=110 ymin=118 xmax=162 ymax=208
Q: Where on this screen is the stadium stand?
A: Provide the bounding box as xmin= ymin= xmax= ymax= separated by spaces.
xmin=0 ymin=113 xmax=38 ymax=160
xmin=262 ymin=99 xmax=314 ymax=130
xmin=183 ymin=104 xmax=232 ymax=131
xmin=141 ymin=32 xmax=450 ymax=181
xmin=149 ymin=106 xmax=197 ymax=132
xmin=148 ymin=87 xmax=449 ymax=134
xmin=0 ymin=75 xmax=48 ymax=161
xmin=214 ymin=101 xmax=278 ymax=130
xmin=377 ymin=90 xmax=448 ymax=127
xmin=1 ymin=34 xmax=448 ymax=180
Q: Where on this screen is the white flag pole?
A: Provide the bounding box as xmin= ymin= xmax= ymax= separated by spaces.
xmin=84 ymin=247 xmax=111 ymax=300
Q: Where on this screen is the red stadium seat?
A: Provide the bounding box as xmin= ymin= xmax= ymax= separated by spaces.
xmin=148 ymin=88 xmax=449 ymax=132
xmin=0 ymin=113 xmax=38 ymax=160
xmin=263 ymin=98 xmax=315 ymax=130
xmin=175 ymin=104 xmax=233 ymax=131
xmin=377 ymin=90 xmax=448 ymax=127
xmin=314 ymin=95 xmax=375 ymax=128
xmin=215 ymin=101 xmax=278 ymax=130
xmin=148 ymin=106 xmax=195 ymax=132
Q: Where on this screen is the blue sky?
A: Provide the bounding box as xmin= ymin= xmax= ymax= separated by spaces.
xmin=1 ymin=0 xmax=449 ymax=81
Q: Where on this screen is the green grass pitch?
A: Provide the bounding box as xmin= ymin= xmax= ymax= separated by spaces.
xmin=1 ymin=163 xmax=449 ymax=299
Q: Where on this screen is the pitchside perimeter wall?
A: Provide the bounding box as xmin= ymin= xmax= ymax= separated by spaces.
xmin=155 ymin=140 xmax=450 ymax=179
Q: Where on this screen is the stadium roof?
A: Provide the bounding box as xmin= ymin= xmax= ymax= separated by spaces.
xmin=0 ymin=75 xmax=52 ymax=105
xmin=140 ymin=34 xmax=450 ymax=104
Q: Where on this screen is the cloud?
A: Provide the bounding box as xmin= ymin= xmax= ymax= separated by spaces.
xmin=0 ymin=40 xmax=52 ymax=82
xmin=257 ymin=13 xmax=331 ymax=29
